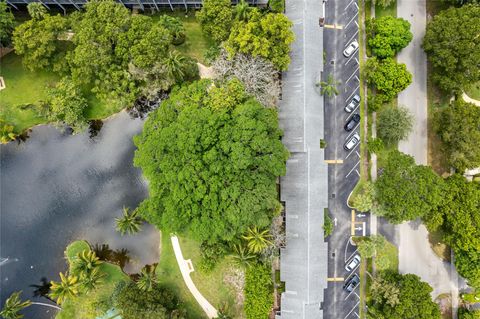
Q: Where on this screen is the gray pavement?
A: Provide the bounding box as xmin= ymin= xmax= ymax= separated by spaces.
xmin=275 ymin=0 xmax=329 ymax=318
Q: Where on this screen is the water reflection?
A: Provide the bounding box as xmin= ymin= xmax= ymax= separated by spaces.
xmin=0 ymin=111 xmax=159 ymax=319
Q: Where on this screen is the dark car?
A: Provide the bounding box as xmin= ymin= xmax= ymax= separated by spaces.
xmin=343 ymin=274 xmax=360 ymax=293
xmin=344 ymin=114 xmax=360 ymax=131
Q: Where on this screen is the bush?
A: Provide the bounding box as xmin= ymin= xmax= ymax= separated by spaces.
xmin=352 ymin=182 xmax=375 ymax=212
xmin=244 ymin=263 xmax=273 ymax=319
xmin=269 ymin=0 xmax=285 ymax=12
xmin=367 ymin=137 xmax=384 ymax=154
xmin=199 ymin=242 xmax=228 ymax=272
xmin=323 ymin=209 xmax=334 ymax=238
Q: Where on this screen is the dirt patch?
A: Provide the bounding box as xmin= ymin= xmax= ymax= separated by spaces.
xmin=435 ymin=293 xmax=453 ymax=319
xmin=428 ymin=229 xmax=451 ymax=262
xmin=223 ymin=266 xmax=245 ymax=317
xmin=197 ymin=63 xmax=216 ymax=79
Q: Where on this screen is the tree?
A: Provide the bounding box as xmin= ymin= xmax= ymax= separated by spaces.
xmin=225 ymin=10 xmax=294 ymax=71
xmin=156 ymin=15 xmax=186 ymax=45
xmin=46 ymin=77 xmax=88 ymax=131
xmin=459 ymin=308 xmax=480 ymax=319
xmin=0 ymin=291 xmax=32 ymax=319
xmin=242 ymin=226 xmax=274 ymax=253
xmin=133 ymin=79 xmax=288 ymax=244
xmin=357 ymin=235 xmax=386 ymax=259
xmin=268 ymin=0 xmax=285 ymax=13
xmin=197 ymin=0 xmax=233 ymax=42
xmin=366 ymin=16 xmax=412 ymax=58
xmin=365 ymin=57 xmax=412 ymax=101
xmin=136 ymin=264 xmax=158 ymax=292
xmin=0 ymin=119 xmax=17 ymax=144
xmin=113 ymin=281 xmax=186 ymax=319
xmin=231 ymin=243 xmax=256 ymax=268
xmin=72 ymin=250 xmax=102 ymax=276
xmin=244 ymin=263 xmax=274 ymax=319
xmin=374 ymin=150 xmax=445 ymax=223
xmin=317 ymin=74 xmax=340 ymax=97
xmin=13 ymin=14 xmax=68 ymax=71
xmin=115 ymin=207 xmax=143 ymax=236
xmin=49 ymin=272 xmax=80 ymax=305
xmin=423 ymin=5 xmax=480 ymax=92
xmin=435 ymin=99 xmax=480 ymax=171
xmin=352 ymin=182 xmax=375 ymax=212
xmin=212 ymin=50 xmax=280 ymax=107
xmin=27 ymin=2 xmax=47 ymax=20
xmin=368 ymin=271 xmax=441 ymax=319
xmin=372 ymin=0 xmax=395 ymax=8
xmin=79 ymin=267 xmax=105 ymax=293
xmin=0 ymin=1 xmax=15 ymax=48
xmin=377 ymin=105 xmax=413 ymax=145
xmin=234 ymin=0 xmax=252 ymax=21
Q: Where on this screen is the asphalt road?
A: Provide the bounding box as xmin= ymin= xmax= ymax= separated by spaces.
xmin=322 ymin=0 xmax=369 ymax=317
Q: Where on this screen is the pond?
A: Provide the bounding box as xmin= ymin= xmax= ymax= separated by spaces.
xmin=0 ymin=112 xmax=159 ymax=319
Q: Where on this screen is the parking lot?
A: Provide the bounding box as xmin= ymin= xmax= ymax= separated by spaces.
xmin=322 ymin=0 xmax=370 ymax=317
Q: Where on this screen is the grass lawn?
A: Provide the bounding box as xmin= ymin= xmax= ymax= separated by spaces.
xmin=465 ymin=81 xmax=480 ymax=100
xmin=157 ymin=233 xmax=242 ymax=319
xmin=375 ymin=239 xmax=398 ymax=272
xmin=152 ymin=10 xmax=215 ymax=65
xmin=375 ymin=1 xmax=396 ymax=17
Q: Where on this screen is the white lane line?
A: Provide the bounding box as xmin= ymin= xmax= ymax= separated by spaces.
xmin=345 ymin=53 xmax=357 ymax=66
xmin=354 ymin=292 xmax=360 ymax=299
xmin=345 ymin=30 xmax=359 ymax=48
xmin=344 ymin=12 xmax=358 ymax=29
xmin=344 ymin=286 xmax=360 ymax=301
xmin=345 ymin=129 xmax=358 ymax=141
xmin=345 ymin=67 xmax=360 ymax=83
xmin=354 ymin=312 xmax=360 ymax=318
xmin=346 ymin=161 xmax=360 ymax=178
xmin=345 ymin=85 xmax=360 ymax=102
xmin=345 ymin=248 xmax=359 ymax=263
xmin=343 ymin=302 xmax=360 ymax=319
xmin=355 ymin=151 xmax=360 ymax=157
xmin=345 ymin=148 xmax=356 ymax=160
xmin=344 ymin=0 xmax=355 ymax=10
xmin=355 ymin=169 xmax=360 ymax=177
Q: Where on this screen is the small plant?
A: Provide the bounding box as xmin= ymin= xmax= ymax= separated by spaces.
xmin=323 ymin=209 xmax=334 ymax=238
xmin=367 ymin=137 xmax=384 ymax=154
xmin=115 ymin=207 xmax=143 ymax=236
xmin=136 ymin=264 xmax=158 ymax=292
xmin=320 ymin=139 xmax=327 ymax=148
xmin=316 ymin=74 xmax=340 ymax=97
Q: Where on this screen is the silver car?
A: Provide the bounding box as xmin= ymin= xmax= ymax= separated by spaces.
xmin=345 ymin=254 xmax=361 ymax=272
xmin=343 ymin=40 xmax=359 ymax=58
xmin=344 ymin=132 xmax=360 ymax=151
xmin=345 ymin=94 xmax=360 ymax=113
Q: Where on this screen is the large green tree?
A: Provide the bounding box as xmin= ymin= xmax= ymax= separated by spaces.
xmin=374 ymin=150 xmax=445 ymax=223
xmin=26 ymin=2 xmax=47 ymax=20
xmin=197 ymin=0 xmax=233 ymax=42
xmin=377 ymin=105 xmax=413 ymax=145
xmin=435 ymin=99 xmax=480 ymax=171
xmin=365 ymin=57 xmax=412 ymax=101
xmin=423 ymin=5 xmax=480 ymax=92
xmin=12 ymin=13 xmax=68 ymax=71
xmin=366 ymin=16 xmax=413 ymax=58
xmin=0 ymin=1 xmax=15 ymax=48
xmin=225 ymin=10 xmax=294 ymax=71
xmin=133 ymin=79 xmax=288 ymax=244
xmin=68 ymin=0 xmax=171 ymax=106
xmin=368 ymin=272 xmax=441 ymax=319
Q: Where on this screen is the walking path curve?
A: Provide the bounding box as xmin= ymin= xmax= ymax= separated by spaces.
xmin=170 ymin=236 xmax=218 ymax=319
xmin=462 ymin=92 xmax=480 ymax=107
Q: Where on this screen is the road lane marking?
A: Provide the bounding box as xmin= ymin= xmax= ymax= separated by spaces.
xmin=345 ymin=30 xmax=359 ymax=48
xmin=344 ymin=285 xmax=360 ymax=301
xmin=346 ymin=161 xmax=360 ymax=179
xmin=325 ymin=159 xmax=344 ymax=164
xmin=351 ymin=210 xmax=356 ymax=236
xmin=343 ymin=302 xmax=360 ymax=319
xmin=345 ymin=66 xmax=360 ymax=83
xmin=324 ymin=24 xmax=344 ymax=29
xmin=344 ymin=12 xmax=358 ymax=29
xmin=327 ymin=277 xmax=345 ymax=282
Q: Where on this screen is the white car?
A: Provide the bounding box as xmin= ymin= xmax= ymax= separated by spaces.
xmin=345 ymin=254 xmax=361 ymax=272
xmin=343 ymin=40 xmax=359 ymax=58
xmin=344 ymin=132 xmax=360 ymax=151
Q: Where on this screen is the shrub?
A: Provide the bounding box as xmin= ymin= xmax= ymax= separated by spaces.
xmin=244 ymin=263 xmax=273 ymax=319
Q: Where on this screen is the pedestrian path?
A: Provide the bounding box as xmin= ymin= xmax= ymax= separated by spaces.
xmin=462 ymin=92 xmax=480 ymax=107
xmin=170 ymin=236 xmax=218 ymax=319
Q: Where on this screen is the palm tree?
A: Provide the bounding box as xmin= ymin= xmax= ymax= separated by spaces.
xmin=115 ymin=207 xmax=143 ymax=236
xmin=26 ymin=2 xmax=47 ymax=20
xmin=231 ymin=243 xmax=256 ymax=268
xmin=234 ymin=0 xmax=251 ymax=21
xmin=73 ymin=250 xmax=102 ymax=275
xmin=0 ymin=291 xmax=31 ymax=319
xmin=163 ymin=51 xmax=187 ymax=82
xmin=79 ymin=267 xmax=105 ymax=293
xmin=316 ymin=74 xmax=340 ymax=97
xmin=242 ymin=226 xmax=273 ymax=254
xmin=136 ymin=264 xmax=158 ymax=292
xmin=49 ymin=273 xmax=79 ymax=305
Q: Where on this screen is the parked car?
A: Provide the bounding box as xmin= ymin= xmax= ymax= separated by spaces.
xmin=344 ymin=132 xmax=360 ymax=151
xmin=343 ymin=40 xmax=359 ymax=58
xmin=343 ymin=274 xmax=360 ymax=293
xmin=345 ymin=94 xmax=360 ymax=113
xmin=345 ymin=254 xmax=361 ymax=272
xmin=344 ymin=114 xmax=360 ymax=131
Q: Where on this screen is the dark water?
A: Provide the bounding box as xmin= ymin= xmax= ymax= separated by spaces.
xmin=0 ymin=112 xmax=159 ymax=319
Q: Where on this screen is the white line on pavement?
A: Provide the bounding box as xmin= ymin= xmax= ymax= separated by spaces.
xmin=345 ymin=30 xmax=359 ymax=48
xmin=344 ymin=12 xmax=358 ymax=29
xmin=344 ymin=0 xmax=355 ymax=10
xmin=345 ymin=286 xmax=360 ymax=301
xmin=346 ymin=161 xmax=360 ymax=178
xmin=345 ymin=67 xmax=360 ymax=83
xmin=343 ymin=302 xmax=360 ymax=319
xmin=345 ymin=248 xmax=359 ymax=263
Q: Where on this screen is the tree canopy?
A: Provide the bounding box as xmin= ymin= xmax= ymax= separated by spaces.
xmin=365 ymin=57 xmax=412 ymax=101
xmin=366 ymin=16 xmax=413 ymax=58
xmin=225 ymin=9 xmax=295 ymax=71
xmin=133 ymin=79 xmax=289 ymax=244
xmin=0 ymin=1 xmax=15 ymax=48
xmin=435 ymin=99 xmax=480 ymax=171
xmin=374 ymin=150 xmax=445 ymax=223
xmin=423 ymin=5 xmax=480 ymax=92
xmin=197 ymin=0 xmax=233 ymax=42
xmin=368 ymin=271 xmax=441 ymax=319
xmin=377 ymin=105 xmax=413 ymax=145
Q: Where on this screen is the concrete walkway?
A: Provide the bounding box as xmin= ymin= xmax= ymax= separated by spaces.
xmin=170 ymin=236 xmax=218 ymax=319
xmin=462 ymin=92 xmax=480 ymax=107
xmin=397 ymin=1 xmax=459 ymax=316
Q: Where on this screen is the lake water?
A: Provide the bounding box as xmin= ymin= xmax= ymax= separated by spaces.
xmin=0 ymin=112 xmax=159 ymax=319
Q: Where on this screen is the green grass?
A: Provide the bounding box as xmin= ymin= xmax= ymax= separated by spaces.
xmin=152 ymin=11 xmax=215 ymax=65
xmin=465 ymin=81 xmax=480 ymax=100
xmin=156 ymin=233 xmax=241 ymax=319
xmin=428 ymin=228 xmax=451 ymax=262
xmin=375 ymin=239 xmax=398 ymax=272
xmin=375 ymin=1 xmax=397 ymax=17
